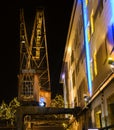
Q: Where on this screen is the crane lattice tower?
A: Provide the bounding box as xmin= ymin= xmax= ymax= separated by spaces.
xmin=18 ymin=8 xmax=51 ymax=106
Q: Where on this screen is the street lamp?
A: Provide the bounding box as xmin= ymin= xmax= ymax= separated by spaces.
xmin=108 ymin=57 xmax=114 ymax=68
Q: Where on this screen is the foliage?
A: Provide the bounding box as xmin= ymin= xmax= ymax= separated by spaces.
xmin=50 ymin=94 xmax=64 ymax=108
xmin=50 ymin=94 xmax=65 ymax=118
xmin=0 ymin=97 xmax=20 ymax=125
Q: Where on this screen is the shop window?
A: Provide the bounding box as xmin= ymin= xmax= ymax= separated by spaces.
xmin=107 ymin=94 xmax=114 ymax=127
xmin=94 ymin=105 xmax=102 ymax=128
xmin=109 ymin=104 xmax=114 ymax=126
xmin=95 ymin=111 xmax=102 ymax=128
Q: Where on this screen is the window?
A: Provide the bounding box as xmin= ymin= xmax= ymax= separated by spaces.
xmin=85 ymin=0 xmax=89 ymax=5
xmin=94 ymin=0 xmax=103 ymax=23
xmin=107 ymin=94 xmax=114 ymax=126
xmin=93 ymin=50 xmax=98 ymax=76
xmin=78 ymin=14 xmax=83 ymax=34
xmin=87 ymin=25 xmax=91 ymax=41
xmin=71 ymin=51 xmax=74 ymax=64
xmin=22 ymin=81 xmax=33 ymax=96
xmin=94 ymin=105 xmax=102 ymax=128
xmin=90 ymin=10 xmax=95 ymax=34
xmin=95 ymin=111 xmax=102 ymax=128
xmin=22 ymin=75 xmax=34 ymax=96
xmin=76 ymin=61 xmax=79 ymax=75
xmin=72 ymin=71 xmax=75 ymax=87
xmin=96 ymin=41 xmax=108 ymax=74
xmin=78 ymin=79 xmax=87 ymax=107
xmin=98 ymin=0 xmax=103 ymax=15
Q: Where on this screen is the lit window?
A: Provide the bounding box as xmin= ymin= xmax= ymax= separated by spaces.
xmin=90 ymin=10 xmax=95 ymax=34
xmin=87 ymin=25 xmax=91 ymax=42
xmin=90 ymin=60 xmax=94 ymax=81
xmin=85 ymin=0 xmax=88 ymax=5
xmin=95 ymin=111 xmax=102 ymax=128
xmin=93 ymin=50 xmax=97 ymax=76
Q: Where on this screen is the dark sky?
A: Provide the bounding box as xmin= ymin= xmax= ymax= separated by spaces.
xmin=0 ymin=0 xmax=74 ymax=103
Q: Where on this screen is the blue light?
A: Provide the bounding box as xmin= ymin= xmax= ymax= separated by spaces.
xmin=107 ymin=25 xmax=114 ymax=45
xmin=39 ymin=97 xmax=46 ymax=107
xmin=39 ymin=101 xmax=46 ymax=107
xmin=81 ymin=0 xmax=92 ymax=95
xmin=110 ymin=0 xmax=114 ymax=24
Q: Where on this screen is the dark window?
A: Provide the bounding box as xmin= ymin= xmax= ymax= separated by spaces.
xmin=94 ymin=0 xmax=103 ymax=22
xmin=98 ymin=0 xmax=103 ymax=15
xmin=72 ymin=71 xmax=75 ymax=87
xmin=71 ymin=51 xmax=74 ymax=64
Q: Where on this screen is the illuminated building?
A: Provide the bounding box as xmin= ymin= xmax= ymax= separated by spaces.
xmin=60 ymin=0 xmax=114 ymax=129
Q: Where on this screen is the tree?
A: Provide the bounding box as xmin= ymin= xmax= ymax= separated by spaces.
xmin=0 ymin=100 xmax=8 ymax=120
xmin=0 ymin=97 xmax=20 ymax=126
xmin=8 ymin=97 xmax=20 ymax=125
xmin=50 ymin=94 xmax=65 ymax=118
xmin=50 ymin=94 xmax=64 ymax=108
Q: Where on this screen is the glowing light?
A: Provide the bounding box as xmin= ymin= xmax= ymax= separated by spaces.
xmin=110 ymin=0 xmax=114 ymax=24
xmin=93 ymin=50 xmax=97 ymax=76
xmin=108 ymin=57 xmax=114 ymax=68
xmin=39 ymin=97 xmax=46 ymax=107
xmin=85 ymin=0 xmax=88 ymax=5
xmin=87 ymin=26 xmax=91 ymax=42
xmin=39 ymin=101 xmax=46 ymax=107
xmin=81 ymin=0 xmax=92 ymax=95
xmin=90 ymin=10 xmax=94 ymax=34
xmin=68 ymin=46 xmax=71 ymax=53
xmin=62 ymin=73 xmax=65 ymax=80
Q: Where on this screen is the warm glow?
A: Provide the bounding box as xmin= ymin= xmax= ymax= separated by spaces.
xmin=62 ymin=73 xmax=65 ymax=80
xmin=108 ymin=57 xmax=114 ymax=68
xmin=68 ymin=46 xmax=71 ymax=53
xmin=93 ymin=50 xmax=97 ymax=76
xmin=85 ymin=0 xmax=88 ymax=5
xmin=90 ymin=60 xmax=94 ymax=81
xmin=90 ymin=10 xmax=94 ymax=34
xmin=87 ymin=26 xmax=91 ymax=42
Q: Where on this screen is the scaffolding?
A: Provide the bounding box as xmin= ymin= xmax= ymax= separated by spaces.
xmin=18 ymin=8 xmax=51 ymax=103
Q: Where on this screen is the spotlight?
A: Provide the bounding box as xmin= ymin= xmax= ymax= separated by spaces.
xmin=39 ymin=101 xmax=46 ymax=107
xmin=108 ymin=57 xmax=114 ymax=65
xmin=108 ymin=57 xmax=114 ymax=68
xmin=83 ymin=93 xmax=90 ymax=102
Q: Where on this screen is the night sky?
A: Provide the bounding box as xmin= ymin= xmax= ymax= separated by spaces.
xmin=0 ymin=0 xmax=74 ymax=103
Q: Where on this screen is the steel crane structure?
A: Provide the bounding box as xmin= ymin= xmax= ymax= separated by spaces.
xmin=18 ymin=8 xmax=51 ymax=105
xmin=16 ymin=8 xmax=82 ymax=130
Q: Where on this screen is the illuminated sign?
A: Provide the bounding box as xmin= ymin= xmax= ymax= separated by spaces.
xmin=81 ymin=0 xmax=92 ymax=95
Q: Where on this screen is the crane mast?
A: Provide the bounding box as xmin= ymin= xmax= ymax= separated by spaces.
xmin=18 ymin=8 xmax=51 ymax=105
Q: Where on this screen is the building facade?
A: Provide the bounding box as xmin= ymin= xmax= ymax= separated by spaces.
xmin=60 ymin=0 xmax=114 ymax=130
